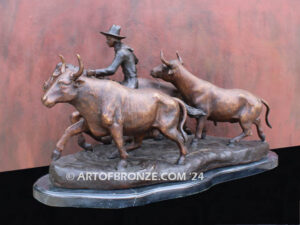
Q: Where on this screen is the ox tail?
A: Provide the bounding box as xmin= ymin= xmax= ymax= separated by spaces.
xmin=261 ymin=98 xmax=272 ymax=128
xmin=173 ymin=98 xmax=188 ymax=143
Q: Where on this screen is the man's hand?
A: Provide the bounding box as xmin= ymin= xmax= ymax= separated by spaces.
xmin=87 ymin=69 xmax=96 ymax=77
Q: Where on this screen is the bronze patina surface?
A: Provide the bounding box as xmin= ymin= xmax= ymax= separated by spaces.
xmin=49 ymin=135 xmax=270 ymax=190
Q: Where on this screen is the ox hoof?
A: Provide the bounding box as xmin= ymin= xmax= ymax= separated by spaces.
xmin=116 ymin=159 xmax=128 ymax=170
xmin=227 ymin=142 xmax=235 ymax=147
xmin=190 ymin=138 xmax=199 ymax=147
xmin=51 ymin=149 xmax=62 ymax=161
xmin=83 ymin=143 xmax=93 ymax=152
xmin=176 ymin=156 xmax=186 ymax=165
xmin=107 ymin=150 xmax=119 ymax=159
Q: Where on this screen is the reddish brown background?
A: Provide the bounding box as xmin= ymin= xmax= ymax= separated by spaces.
xmin=0 ymin=0 xmax=299 ymax=172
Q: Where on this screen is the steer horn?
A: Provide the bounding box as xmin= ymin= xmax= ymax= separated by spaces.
xmin=160 ymin=50 xmax=172 ymax=67
xmin=59 ymin=54 xmax=66 ymax=73
xmin=72 ymin=54 xmax=84 ymax=80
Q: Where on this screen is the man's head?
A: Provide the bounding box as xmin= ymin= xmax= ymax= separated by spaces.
xmin=100 ymin=24 xmax=125 ymax=47
xmin=105 ymin=35 xmax=120 ymax=47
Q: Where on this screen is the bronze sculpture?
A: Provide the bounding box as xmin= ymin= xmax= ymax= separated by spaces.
xmin=41 ymin=54 xmax=204 ymax=168
xmin=151 ymin=51 xmax=272 ymax=145
xmin=86 ymin=25 xmax=139 ymax=89
xmin=34 ymin=26 xmax=278 ymax=208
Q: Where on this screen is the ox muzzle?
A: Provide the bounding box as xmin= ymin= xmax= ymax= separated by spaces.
xmin=41 ymin=95 xmax=56 ymax=108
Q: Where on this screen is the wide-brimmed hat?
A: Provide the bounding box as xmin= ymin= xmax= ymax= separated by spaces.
xmin=100 ymin=25 xmax=126 ymax=39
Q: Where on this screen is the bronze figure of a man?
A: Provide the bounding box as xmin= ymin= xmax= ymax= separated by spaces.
xmin=87 ymin=24 xmax=139 ymax=89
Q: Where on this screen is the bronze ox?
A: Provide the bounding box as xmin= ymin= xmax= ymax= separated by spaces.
xmin=151 ymin=51 xmax=272 ymax=145
xmin=43 ymin=59 xmax=201 ymax=150
xmin=42 ymin=54 xmax=193 ymax=167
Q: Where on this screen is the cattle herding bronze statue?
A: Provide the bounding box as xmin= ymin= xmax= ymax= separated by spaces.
xmin=42 ymin=54 xmax=201 ymax=168
xmin=151 ymin=51 xmax=272 ymax=145
xmin=43 ymin=61 xmax=202 ymax=151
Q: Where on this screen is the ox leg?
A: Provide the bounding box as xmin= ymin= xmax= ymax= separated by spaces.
xmin=70 ymin=111 xmax=81 ymax=123
xmin=53 ymin=118 xmax=87 ymax=161
xmin=160 ymin=127 xmax=187 ymax=165
xmin=108 ymin=134 xmax=145 ymax=159
xmin=201 ymin=126 xmax=207 ymax=139
xmin=254 ymin=118 xmax=266 ymax=142
xmin=191 ymin=117 xmax=207 ymax=146
xmin=77 ymin=134 xmax=93 ymax=151
xmin=125 ymin=134 xmax=145 ymax=152
xmin=109 ymin=125 xmax=128 ymax=170
xmin=99 ymin=136 xmax=113 ymax=145
xmin=228 ymin=121 xmax=253 ymax=146
xmin=184 ymin=124 xmax=192 ymax=135
xmin=70 ymin=111 xmax=93 ymax=151
xmin=151 ymin=129 xmax=164 ymax=141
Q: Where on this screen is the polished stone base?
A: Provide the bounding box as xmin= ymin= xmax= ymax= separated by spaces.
xmin=33 ymin=151 xmax=278 ymax=208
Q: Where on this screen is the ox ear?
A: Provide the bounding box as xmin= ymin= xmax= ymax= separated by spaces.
xmin=52 ymin=69 xmax=61 ymax=77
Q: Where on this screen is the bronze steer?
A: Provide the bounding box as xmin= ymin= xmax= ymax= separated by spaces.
xmin=151 ymin=51 xmax=272 ymax=145
xmin=42 ymin=54 xmax=190 ymax=168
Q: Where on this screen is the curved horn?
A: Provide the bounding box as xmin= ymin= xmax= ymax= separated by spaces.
xmin=72 ymin=54 xmax=84 ymax=80
xmin=59 ymin=54 xmax=66 ymax=73
xmin=160 ymin=50 xmax=171 ymax=67
xmin=176 ymin=51 xmax=183 ymax=64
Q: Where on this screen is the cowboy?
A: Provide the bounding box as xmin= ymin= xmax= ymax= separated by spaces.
xmin=87 ymin=24 xmax=139 ymax=89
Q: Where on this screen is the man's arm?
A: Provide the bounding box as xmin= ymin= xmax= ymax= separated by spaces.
xmin=92 ymin=51 xmax=124 ymax=77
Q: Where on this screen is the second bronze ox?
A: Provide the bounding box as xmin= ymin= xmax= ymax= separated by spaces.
xmin=151 ymin=51 xmax=271 ymax=146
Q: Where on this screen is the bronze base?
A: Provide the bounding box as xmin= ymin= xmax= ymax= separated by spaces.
xmin=49 ymin=136 xmax=270 ymax=189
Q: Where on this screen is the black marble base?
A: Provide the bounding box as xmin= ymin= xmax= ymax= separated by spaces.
xmin=33 ymin=151 xmax=278 ymax=209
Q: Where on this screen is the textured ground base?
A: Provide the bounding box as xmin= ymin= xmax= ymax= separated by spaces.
xmin=49 ymin=136 xmax=270 ymax=189
xmin=34 ymin=151 xmax=278 ymax=208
